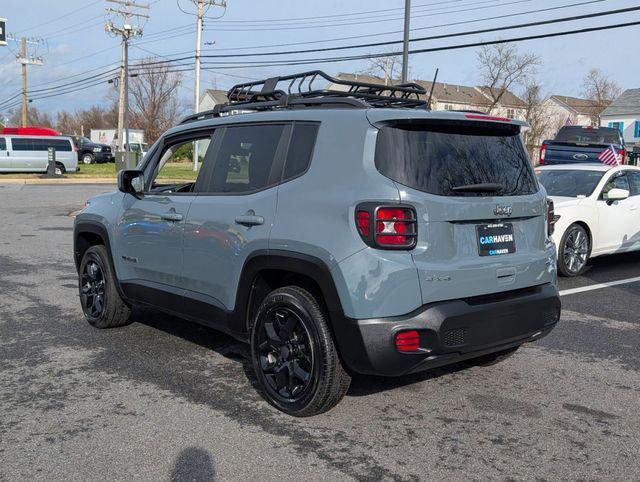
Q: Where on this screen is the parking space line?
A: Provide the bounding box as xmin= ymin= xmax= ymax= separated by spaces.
xmin=559 ymin=276 xmax=640 ymax=297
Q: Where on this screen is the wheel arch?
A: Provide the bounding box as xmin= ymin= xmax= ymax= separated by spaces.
xmin=236 ymin=250 xmax=345 ymax=336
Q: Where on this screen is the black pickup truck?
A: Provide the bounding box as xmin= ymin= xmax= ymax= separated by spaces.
xmin=72 ymin=136 xmax=115 ymax=165
xmin=540 ymin=126 xmax=626 ymax=165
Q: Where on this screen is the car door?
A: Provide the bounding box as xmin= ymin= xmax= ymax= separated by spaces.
xmin=182 ymin=123 xmax=290 ymax=321
xmin=0 ymin=137 xmax=9 ymax=171
xmin=594 ymin=170 xmax=635 ymax=253
xmin=113 ymin=131 xmax=215 ymax=308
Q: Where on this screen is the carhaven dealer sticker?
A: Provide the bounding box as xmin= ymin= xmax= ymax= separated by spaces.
xmin=476 ymin=223 xmax=516 ymax=256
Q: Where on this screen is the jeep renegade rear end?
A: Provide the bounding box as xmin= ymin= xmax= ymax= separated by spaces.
xmin=74 ymin=71 xmax=560 ymax=416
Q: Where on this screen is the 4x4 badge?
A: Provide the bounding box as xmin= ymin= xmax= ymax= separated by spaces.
xmin=494 ymin=205 xmax=513 ymax=216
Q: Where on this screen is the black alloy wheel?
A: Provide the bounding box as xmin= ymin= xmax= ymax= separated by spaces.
xmin=78 ymin=245 xmax=132 ymax=328
xmin=250 ymin=286 xmax=351 ymax=416
xmin=256 ymin=306 xmax=315 ymax=401
xmin=81 ymin=259 xmax=106 ymax=319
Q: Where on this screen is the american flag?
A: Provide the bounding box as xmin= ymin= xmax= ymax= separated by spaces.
xmin=565 ymin=116 xmax=573 ymax=126
xmin=598 ymin=145 xmax=620 ymax=166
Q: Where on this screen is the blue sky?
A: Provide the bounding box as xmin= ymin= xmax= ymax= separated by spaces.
xmin=0 ymin=0 xmax=638 ymax=118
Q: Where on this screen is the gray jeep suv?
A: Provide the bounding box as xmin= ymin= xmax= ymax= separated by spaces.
xmin=74 ymin=71 xmax=561 ymax=416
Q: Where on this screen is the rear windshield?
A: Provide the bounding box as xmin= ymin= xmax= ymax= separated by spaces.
xmin=536 ymin=169 xmax=605 ymax=197
xmin=375 ymin=123 xmax=537 ymax=197
xmin=554 ymin=126 xmax=620 ymax=145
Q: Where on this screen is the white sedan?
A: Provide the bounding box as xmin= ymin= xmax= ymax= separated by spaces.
xmin=536 ymin=164 xmax=640 ymax=277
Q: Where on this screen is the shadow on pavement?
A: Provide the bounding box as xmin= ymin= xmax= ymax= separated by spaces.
xmin=134 ymin=306 xmax=473 ymax=399
xmin=170 ymin=447 xmax=216 ymax=482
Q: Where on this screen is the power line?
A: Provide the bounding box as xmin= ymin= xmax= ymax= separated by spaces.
xmin=2 ymin=6 xmax=635 ymax=107
xmin=202 ymin=0 xmax=534 ymax=31
xmin=195 ymin=5 xmax=640 ymax=59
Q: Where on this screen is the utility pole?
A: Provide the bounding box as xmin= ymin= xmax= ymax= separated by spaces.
xmin=401 ymin=0 xmax=411 ymax=83
xmin=190 ymin=0 xmax=226 ymax=172
xmin=105 ymin=0 xmax=149 ymax=169
xmin=7 ymin=35 xmax=44 ymax=126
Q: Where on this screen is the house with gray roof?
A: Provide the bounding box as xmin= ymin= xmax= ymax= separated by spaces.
xmin=331 ymin=73 xmax=526 ymax=120
xmin=600 ymin=88 xmax=640 ymax=149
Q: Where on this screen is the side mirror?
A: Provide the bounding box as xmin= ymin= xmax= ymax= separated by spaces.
xmin=118 ymin=169 xmax=144 ymax=195
xmin=605 ymin=187 xmax=629 ymax=203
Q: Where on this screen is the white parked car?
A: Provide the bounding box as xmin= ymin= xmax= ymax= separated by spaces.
xmin=537 ymin=164 xmax=640 ymax=276
xmin=0 ymin=135 xmax=78 ymax=174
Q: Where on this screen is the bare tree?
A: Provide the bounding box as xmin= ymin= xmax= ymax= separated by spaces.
xmin=520 ymin=82 xmax=551 ymax=163
xmin=9 ymin=105 xmax=54 ymax=127
xmin=581 ymin=68 xmax=621 ymax=121
xmin=476 ymin=44 xmax=540 ymax=113
xmin=55 ymin=103 xmax=119 ymax=136
xmin=127 ymin=58 xmax=184 ymax=143
xmin=361 ymin=52 xmax=405 ymax=85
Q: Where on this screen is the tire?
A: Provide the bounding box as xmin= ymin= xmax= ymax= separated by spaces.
xmin=79 ymin=245 xmax=132 ymax=329
xmin=558 ymin=223 xmax=590 ymax=277
xmin=466 ymin=346 xmax=520 ymax=367
xmin=250 ymin=286 xmax=351 ymax=417
xmin=82 ymin=153 xmax=95 ymax=165
xmin=54 ymin=162 xmax=66 ymax=176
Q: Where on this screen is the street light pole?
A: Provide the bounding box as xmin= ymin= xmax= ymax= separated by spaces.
xmin=401 ymin=0 xmax=411 ymax=83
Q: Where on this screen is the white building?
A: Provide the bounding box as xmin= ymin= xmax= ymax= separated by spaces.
xmin=200 ymin=89 xmax=229 ymax=112
xmin=600 ymin=88 xmax=640 ymax=149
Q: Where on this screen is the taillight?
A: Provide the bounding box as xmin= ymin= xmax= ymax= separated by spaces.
xmin=355 ymin=204 xmax=417 ymax=249
xmin=395 ymin=330 xmax=421 ymax=353
xmin=547 ymin=199 xmax=559 ymax=236
xmin=617 ymin=148 xmax=626 ymax=164
xmin=539 ymin=143 xmax=547 ymax=165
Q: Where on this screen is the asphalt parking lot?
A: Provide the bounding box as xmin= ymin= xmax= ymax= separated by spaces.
xmin=1 ymin=184 xmax=639 ymax=481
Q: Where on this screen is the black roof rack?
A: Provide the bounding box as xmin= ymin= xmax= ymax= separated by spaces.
xmin=180 ymin=70 xmax=428 ymax=125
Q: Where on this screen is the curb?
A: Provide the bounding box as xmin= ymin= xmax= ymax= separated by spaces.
xmin=0 ymin=178 xmax=117 ymax=185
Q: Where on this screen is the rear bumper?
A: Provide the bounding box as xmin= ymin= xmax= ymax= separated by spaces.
xmin=335 ymin=283 xmax=560 ymax=376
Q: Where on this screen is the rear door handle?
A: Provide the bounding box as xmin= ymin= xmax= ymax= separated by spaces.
xmin=161 ymin=212 xmax=183 ymax=222
xmin=235 ymin=214 xmax=264 ymax=226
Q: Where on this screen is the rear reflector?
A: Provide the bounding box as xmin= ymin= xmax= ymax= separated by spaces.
xmin=395 ymin=330 xmax=421 ymax=352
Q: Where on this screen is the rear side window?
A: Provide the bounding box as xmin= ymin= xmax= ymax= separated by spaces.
xmin=43 ymin=139 xmax=72 ymax=152
xmin=375 ymin=123 xmax=537 ymax=197
xmin=0 ymin=138 xmax=5 ymax=150
xmin=283 ymin=123 xmax=319 ymax=180
xmin=207 ymin=124 xmax=285 ymax=193
xmin=555 ymin=126 xmax=620 ymax=145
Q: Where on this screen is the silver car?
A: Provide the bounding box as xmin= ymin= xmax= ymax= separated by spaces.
xmin=0 ymin=135 xmax=78 ymax=174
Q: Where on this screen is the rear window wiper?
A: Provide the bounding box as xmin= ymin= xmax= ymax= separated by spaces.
xmin=450 ymin=182 xmax=504 ymax=193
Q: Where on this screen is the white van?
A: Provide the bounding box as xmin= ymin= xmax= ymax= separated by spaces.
xmin=0 ymin=135 xmax=78 ymax=173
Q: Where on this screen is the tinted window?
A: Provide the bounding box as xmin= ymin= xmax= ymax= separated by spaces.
xmin=626 ymin=171 xmax=640 ymax=196
xmin=42 ymin=139 xmax=72 ymax=152
xmin=9 ymin=137 xmax=71 ymax=152
xmin=283 ymin=123 xmax=319 ymax=180
xmin=0 ymin=138 xmax=5 ymax=150
xmin=375 ymin=123 xmax=537 ymax=197
xmin=536 ymin=170 xmax=605 ymax=197
xmin=602 ymin=172 xmax=629 ymax=198
xmin=207 ymin=124 xmax=284 ymax=193
xmin=555 ymin=126 xmax=620 ymax=145
xmin=11 ymin=138 xmax=34 ymax=151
